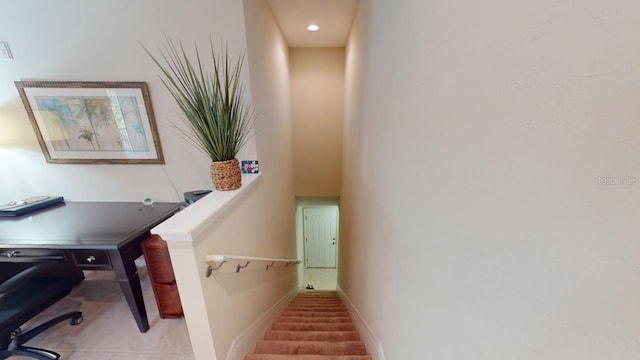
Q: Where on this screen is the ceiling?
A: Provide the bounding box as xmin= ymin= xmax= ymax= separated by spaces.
xmin=266 ymin=0 xmax=359 ymax=48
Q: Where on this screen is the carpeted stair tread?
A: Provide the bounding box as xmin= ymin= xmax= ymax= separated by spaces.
xmin=296 ymin=292 xmax=340 ymax=295
xmin=295 ymin=296 xmax=341 ymax=298
xmin=293 ymin=295 xmax=341 ymax=300
xmin=245 ymin=355 xmax=371 ymax=360
xmin=245 ymin=292 xmax=370 ymax=360
xmin=289 ymin=303 xmax=344 ymax=308
xmin=272 ymin=322 xmax=357 ymax=331
xmin=264 ymin=330 xmax=361 ymax=341
xmin=287 ymin=304 xmax=347 ymax=312
xmin=286 ymin=306 xmax=347 ymax=313
xmin=281 ymin=311 xmax=349 ymax=317
xmin=293 ymin=298 xmax=341 ymax=301
xmin=278 ymin=316 xmax=353 ymax=323
xmin=254 ymin=340 xmax=368 ymax=355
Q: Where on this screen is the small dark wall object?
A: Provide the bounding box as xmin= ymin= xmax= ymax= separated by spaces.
xmin=183 ymin=190 xmax=212 ymax=205
xmin=241 ymin=160 xmax=259 ymax=174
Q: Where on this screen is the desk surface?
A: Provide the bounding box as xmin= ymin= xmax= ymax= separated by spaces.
xmin=0 ymin=200 xmax=182 ymax=333
xmin=0 ymin=201 xmax=182 ymax=249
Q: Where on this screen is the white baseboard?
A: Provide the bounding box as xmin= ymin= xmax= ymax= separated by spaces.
xmin=226 ymin=286 xmax=300 ymax=360
xmin=337 ymin=286 xmax=386 ymax=360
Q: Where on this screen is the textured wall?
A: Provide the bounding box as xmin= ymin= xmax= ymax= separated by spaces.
xmin=340 ymin=1 xmax=640 ymax=358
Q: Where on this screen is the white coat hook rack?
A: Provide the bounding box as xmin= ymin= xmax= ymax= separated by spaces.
xmin=204 ymin=254 xmax=301 ymax=277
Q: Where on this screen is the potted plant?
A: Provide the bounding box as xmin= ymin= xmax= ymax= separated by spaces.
xmin=142 ymin=37 xmax=252 ymax=191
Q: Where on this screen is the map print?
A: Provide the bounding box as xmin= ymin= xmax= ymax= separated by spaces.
xmin=34 ymin=94 xmax=149 ymax=152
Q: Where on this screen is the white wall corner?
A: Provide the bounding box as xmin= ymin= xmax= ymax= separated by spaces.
xmin=337 ymin=286 xmax=386 ymax=360
xmin=225 ymin=285 xmax=301 ymax=360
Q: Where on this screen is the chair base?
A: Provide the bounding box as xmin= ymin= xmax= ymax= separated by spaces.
xmin=0 ymin=346 xmax=61 ymax=360
xmin=0 ymin=311 xmax=83 ymax=360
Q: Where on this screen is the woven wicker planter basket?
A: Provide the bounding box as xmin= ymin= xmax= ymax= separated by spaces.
xmin=210 ymin=158 xmax=242 ymax=191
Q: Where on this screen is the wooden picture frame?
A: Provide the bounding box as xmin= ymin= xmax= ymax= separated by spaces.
xmin=15 ymin=81 xmax=164 ymax=164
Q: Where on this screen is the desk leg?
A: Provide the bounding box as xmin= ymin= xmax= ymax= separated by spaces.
xmin=109 ymin=248 xmax=149 ymax=333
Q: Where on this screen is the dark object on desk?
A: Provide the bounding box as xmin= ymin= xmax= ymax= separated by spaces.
xmin=141 ymin=235 xmax=183 ymax=319
xmin=0 ymin=261 xmax=83 ymax=359
xmin=0 ymin=196 xmax=64 ymax=217
xmin=184 ymin=190 xmax=212 ymax=205
xmin=0 ymin=201 xmax=182 ymax=333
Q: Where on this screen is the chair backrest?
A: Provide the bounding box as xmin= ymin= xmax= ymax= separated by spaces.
xmin=0 ymin=261 xmax=73 ymax=309
xmin=0 ymin=260 xmax=81 ymax=356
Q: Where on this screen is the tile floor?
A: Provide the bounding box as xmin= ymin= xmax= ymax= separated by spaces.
xmin=302 ymin=268 xmax=337 ymax=290
xmin=11 ymin=265 xmax=337 ymax=359
xmin=11 ymin=260 xmax=194 ymax=359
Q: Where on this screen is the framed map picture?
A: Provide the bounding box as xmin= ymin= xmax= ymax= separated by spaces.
xmin=15 ymin=81 xmax=164 ymax=164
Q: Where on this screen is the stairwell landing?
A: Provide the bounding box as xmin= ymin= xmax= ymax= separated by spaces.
xmin=245 ymin=290 xmax=371 ymax=360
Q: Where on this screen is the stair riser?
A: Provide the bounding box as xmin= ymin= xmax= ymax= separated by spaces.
xmin=295 ymin=297 xmax=341 ymax=299
xmin=290 ymin=300 xmax=343 ymax=304
xmin=292 ymin=297 xmax=342 ymax=300
xmin=244 ymin=354 xmax=371 ymax=360
xmin=272 ymin=323 xmax=357 ymax=332
xmin=264 ymin=330 xmax=361 ymax=342
xmin=282 ymin=310 xmax=349 ymax=317
xmin=254 ymin=341 xmax=368 ymax=356
xmin=278 ymin=317 xmax=352 ymax=323
xmin=245 ymin=355 xmax=372 ymax=360
xmin=287 ymin=305 xmax=347 ymax=311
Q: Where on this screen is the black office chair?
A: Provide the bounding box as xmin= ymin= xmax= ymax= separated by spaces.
xmin=0 ymin=261 xmax=83 ymax=360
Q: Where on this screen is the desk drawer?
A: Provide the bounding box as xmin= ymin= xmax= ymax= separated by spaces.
xmin=155 ymin=283 xmax=183 ymax=318
xmin=68 ymin=250 xmax=111 ymax=268
xmin=0 ymin=248 xmax=64 ymax=262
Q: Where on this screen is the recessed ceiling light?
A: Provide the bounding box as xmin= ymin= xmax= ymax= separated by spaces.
xmin=307 ymin=24 xmax=320 ymax=32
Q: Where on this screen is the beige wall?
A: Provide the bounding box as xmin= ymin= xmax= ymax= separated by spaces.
xmin=166 ymin=177 xmax=297 ymax=360
xmin=341 ymin=0 xmax=640 ymax=359
xmin=158 ymin=1 xmax=297 ymax=359
xmin=0 ymin=0 xmax=255 ymax=203
xmin=290 ymin=48 xmax=344 ymax=196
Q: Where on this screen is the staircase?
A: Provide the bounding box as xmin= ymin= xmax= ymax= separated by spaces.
xmin=245 ymin=290 xmax=371 ymax=360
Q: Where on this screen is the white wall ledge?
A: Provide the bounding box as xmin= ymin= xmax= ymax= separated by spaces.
xmin=151 ymin=173 xmax=262 ymax=243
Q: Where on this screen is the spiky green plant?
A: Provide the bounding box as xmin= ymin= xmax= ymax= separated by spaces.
xmin=141 ymin=36 xmax=252 ymax=162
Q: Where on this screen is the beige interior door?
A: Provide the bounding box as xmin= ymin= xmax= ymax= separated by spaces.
xmin=304 ymin=207 xmax=337 ymax=268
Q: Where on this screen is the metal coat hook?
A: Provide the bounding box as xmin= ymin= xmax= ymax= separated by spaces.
xmin=204 ymin=255 xmax=301 ymax=277
xmin=206 ymin=261 xmax=226 ymax=277
xmin=236 ymin=261 xmax=251 ymax=273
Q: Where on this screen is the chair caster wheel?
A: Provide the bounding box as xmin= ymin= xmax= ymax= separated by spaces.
xmin=71 ymin=316 xmax=83 ymax=325
xmin=10 ymin=327 xmax=22 ymax=338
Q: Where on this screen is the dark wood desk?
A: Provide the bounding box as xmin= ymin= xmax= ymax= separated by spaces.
xmin=0 ymin=201 xmax=182 ymax=333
